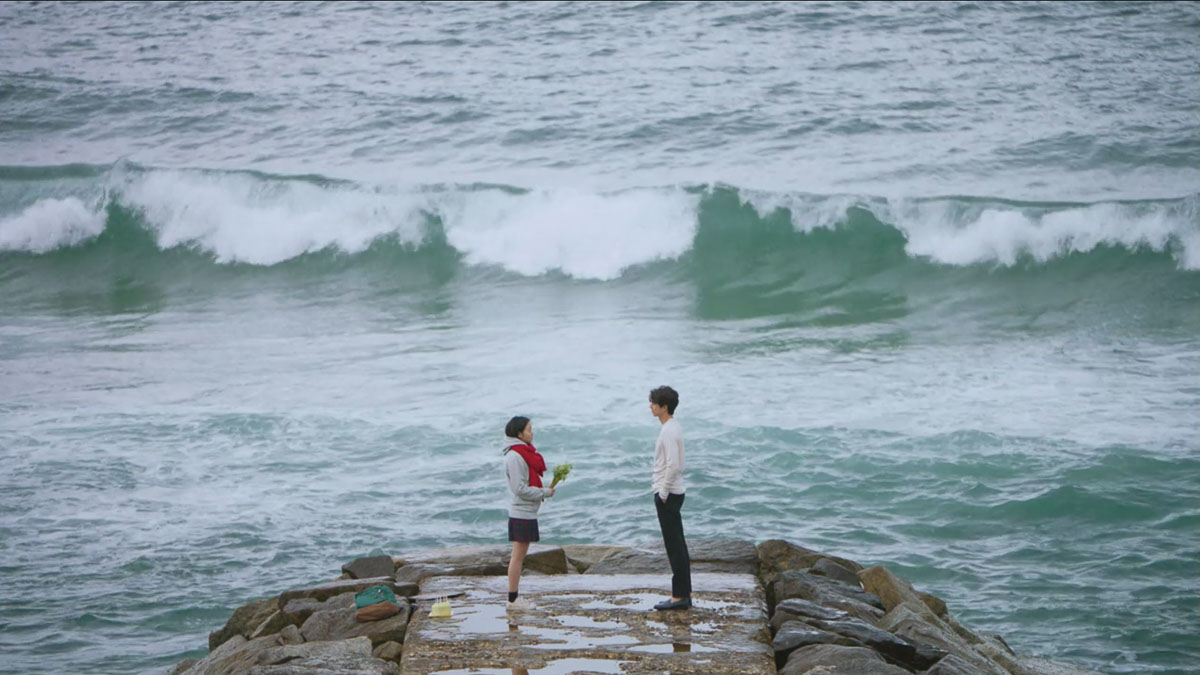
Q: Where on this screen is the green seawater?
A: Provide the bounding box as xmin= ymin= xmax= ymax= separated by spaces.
xmin=1 ymin=2 xmax=1198 ymax=673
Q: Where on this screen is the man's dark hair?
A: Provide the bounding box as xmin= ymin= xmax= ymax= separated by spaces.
xmin=505 ymin=416 xmax=531 ymax=439
xmin=649 ymin=386 xmax=679 ymax=415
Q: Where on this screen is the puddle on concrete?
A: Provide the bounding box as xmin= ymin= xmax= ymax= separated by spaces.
xmin=698 ymin=599 xmax=745 ymax=611
xmin=522 ymin=659 xmax=630 ymax=674
xmin=569 ymin=592 xmax=675 ymax=612
xmin=644 ymin=615 xmax=703 ymax=629
xmin=618 ymin=592 xmax=670 ymax=610
xmin=526 ymin=592 xmax=655 ymax=612
xmin=521 ymin=626 xmax=639 ymax=650
xmin=577 ymin=599 xmax=623 ymax=611
xmin=433 ymin=657 xmax=630 ymax=675
xmin=423 ymin=595 xmax=513 ymax=637
xmin=554 ymin=615 xmax=624 ymax=630
xmin=414 ymin=574 xmax=772 ymax=673
xmin=627 ymin=642 xmax=720 ymax=653
xmin=607 ymin=596 xmax=640 ymax=605
xmin=423 ymin=572 xmax=758 ymax=595
xmin=536 ymin=594 xmax=582 ymax=603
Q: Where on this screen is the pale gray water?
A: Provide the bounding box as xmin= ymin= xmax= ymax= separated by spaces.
xmin=2 ymin=1 xmax=1198 ymax=197
xmin=1 ymin=2 xmax=1198 ymax=674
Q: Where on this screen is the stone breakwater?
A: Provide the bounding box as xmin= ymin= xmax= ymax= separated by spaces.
xmin=167 ymin=540 xmax=1094 ymax=674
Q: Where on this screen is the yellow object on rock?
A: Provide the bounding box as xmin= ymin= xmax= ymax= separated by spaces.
xmin=430 ymin=598 xmax=452 ymax=618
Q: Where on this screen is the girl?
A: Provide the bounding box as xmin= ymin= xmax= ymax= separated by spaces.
xmin=502 ymin=416 xmax=555 ymax=609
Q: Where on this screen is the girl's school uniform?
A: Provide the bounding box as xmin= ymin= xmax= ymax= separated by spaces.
xmin=503 ymin=437 xmax=551 ymax=542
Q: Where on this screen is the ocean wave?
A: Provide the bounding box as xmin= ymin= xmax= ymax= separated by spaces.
xmin=0 ymin=163 xmax=1197 ymax=279
xmin=0 ymin=196 xmax=105 ymax=253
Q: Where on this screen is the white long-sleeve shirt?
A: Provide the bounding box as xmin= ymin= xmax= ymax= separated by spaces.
xmin=651 ymin=418 xmax=685 ymax=500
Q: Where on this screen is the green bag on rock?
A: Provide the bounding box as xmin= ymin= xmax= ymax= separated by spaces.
xmin=354 ymin=585 xmax=398 ymax=609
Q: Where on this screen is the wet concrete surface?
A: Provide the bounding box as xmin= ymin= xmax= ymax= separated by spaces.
xmin=400 ymin=574 xmax=773 ymax=674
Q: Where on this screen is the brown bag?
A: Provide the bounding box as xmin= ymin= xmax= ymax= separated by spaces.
xmin=355 ymin=601 xmax=401 ymax=623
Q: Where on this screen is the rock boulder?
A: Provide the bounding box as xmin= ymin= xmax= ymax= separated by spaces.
xmin=209 ymin=597 xmax=279 ymax=650
xmin=372 ymin=640 xmax=404 ymax=662
xmin=395 ymin=544 xmax=569 ymax=576
xmin=773 ymin=619 xmax=857 ymax=670
xmin=807 ymin=617 xmax=944 ymax=671
xmin=757 ymin=540 xmax=864 ymax=586
xmin=585 ymin=539 xmax=759 ymax=575
xmin=780 ymin=643 xmax=909 ymax=675
xmin=812 ymin=558 xmax=862 ymax=586
xmin=341 ymin=556 xmax=397 ymax=580
xmin=560 ymin=544 xmax=629 ymax=573
xmin=771 ymin=570 xmax=884 ymax=623
xmin=877 ymin=604 xmax=1009 ymax=675
xmin=249 ymin=636 xmax=397 ymax=674
xmin=249 ymin=610 xmax=292 ymax=640
xmin=278 ymin=577 xmax=409 ymax=607
xmin=280 ymin=598 xmax=322 ymax=629
xmin=858 ymin=565 xmax=937 ymax=619
xmin=770 ymin=598 xmax=852 ymax=632
xmin=179 ymin=634 xmax=281 ymax=675
xmin=298 ymin=592 xmax=411 ymax=647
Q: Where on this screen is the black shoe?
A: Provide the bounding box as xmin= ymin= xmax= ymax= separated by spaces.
xmin=653 ymin=598 xmax=692 ymax=611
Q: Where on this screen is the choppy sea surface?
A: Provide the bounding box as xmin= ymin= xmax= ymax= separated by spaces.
xmin=1 ymin=2 xmax=1197 ymax=674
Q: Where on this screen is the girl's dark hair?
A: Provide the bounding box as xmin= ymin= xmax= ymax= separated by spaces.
xmin=649 ymin=386 xmax=679 ymax=415
xmin=505 ymin=416 xmax=531 ymax=439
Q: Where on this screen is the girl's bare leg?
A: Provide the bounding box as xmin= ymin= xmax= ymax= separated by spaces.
xmin=508 ymin=541 xmax=530 ymax=594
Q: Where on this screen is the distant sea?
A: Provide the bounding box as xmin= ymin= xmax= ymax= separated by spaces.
xmin=1 ymin=2 xmax=1197 ymax=673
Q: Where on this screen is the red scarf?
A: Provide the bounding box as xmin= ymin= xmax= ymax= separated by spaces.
xmin=508 ymin=443 xmax=546 ymax=488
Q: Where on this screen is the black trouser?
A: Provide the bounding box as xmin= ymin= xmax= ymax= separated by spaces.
xmin=654 ymin=492 xmax=692 ymax=599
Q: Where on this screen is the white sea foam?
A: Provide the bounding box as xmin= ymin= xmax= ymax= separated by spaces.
xmin=117 ymin=170 xmax=429 ymax=265
xmin=113 ymin=169 xmax=700 ymax=279
xmin=4 ymin=167 xmax=1197 ymax=274
xmin=434 ymin=187 xmax=698 ymax=280
xmin=890 ymin=199 xmax=1199 ymax=270
xmin=755 ymin=190 xmax=1199 ymax=270
xmin=0 ymin=197 xmax=106 ymax=253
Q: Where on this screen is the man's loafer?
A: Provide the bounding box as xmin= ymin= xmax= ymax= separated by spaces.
xmin=653 ymin=598 xmax=692 ymax=611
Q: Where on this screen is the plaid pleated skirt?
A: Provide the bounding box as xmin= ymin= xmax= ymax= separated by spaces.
xmin=508 ymin=517 xmax=540 ymax=543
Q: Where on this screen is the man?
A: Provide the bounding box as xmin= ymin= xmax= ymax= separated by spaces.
xmin=649 ymin=385 xmax=691 ymax=611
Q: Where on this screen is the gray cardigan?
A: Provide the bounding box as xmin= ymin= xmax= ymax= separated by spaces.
xmin=503 ymin=438 xmax=551 ymax=519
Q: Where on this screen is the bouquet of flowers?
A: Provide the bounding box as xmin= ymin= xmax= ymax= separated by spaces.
xmin=550 ymin=463 xmax=572 ymax=488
